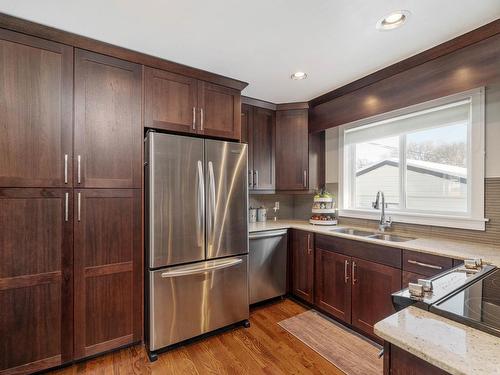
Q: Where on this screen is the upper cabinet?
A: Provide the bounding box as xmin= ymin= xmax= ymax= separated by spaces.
xmin=275 ymin=109 xmax=324 ymax=191
xmin=0 ymin=29 xmax=73 ymax=187
xmin=144 ymin=67 xmax=198 ymax=133
xmin=144 ymin=68 xmax=241 ymax=140
xmin=74 ymin=50 xmax=142 ymax=188
xmin=244 ymin=105 xmax=275 ymax=191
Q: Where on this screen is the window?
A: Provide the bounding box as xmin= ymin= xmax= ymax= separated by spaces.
xmin=339 ymin=88 xmax=486 ymax=230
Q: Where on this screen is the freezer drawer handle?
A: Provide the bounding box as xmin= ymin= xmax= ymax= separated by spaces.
xmin=160 ymin=258 xmax=243 ymax=278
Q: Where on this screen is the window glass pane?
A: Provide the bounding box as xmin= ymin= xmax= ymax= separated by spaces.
xmin=406 ymin=123 xmax=468 ymax=212
xmin=354 ymin=136 xmax=400 ymax=209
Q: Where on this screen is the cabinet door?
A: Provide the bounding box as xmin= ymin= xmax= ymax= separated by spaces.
xmin=252 ymin=107 xmax=275 ymax=190
xmin=0 ymin=29 xmax=73 ymax=187
xmin=74 ymin=50 xmax=142 ymax=188
xmin=74 ymin=189 xmax=141 ymax=359
xmin=315 ymin=249 xmax=351 ymax=323
xmin=144 ymin=67 xmax=198 ymax=133
xmin=198 ymin=81 xmax=241 ymax=140
xmin=0 ymin=188 xmax=73 ymax=374
xmin=351 ymin=258 xmax=401 ymax=337
xmin=291 ymin=230 xmax=314 ymax=303
xmin=241 ymin=104 xmax=252 ymax=145
xmin=275 ymin=109 xmax=309 ymax=190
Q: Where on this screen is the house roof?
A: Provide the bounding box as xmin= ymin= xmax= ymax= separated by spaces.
xmin=356 ymin=158 xmax=467 ymax=183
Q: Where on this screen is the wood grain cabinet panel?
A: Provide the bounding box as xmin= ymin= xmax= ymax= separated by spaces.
xmin=74 ymin=50 xmax=142 ymax=188
xmin=275 ymin=109 xmax=309 ymax=190
xmin=251 ymin=107 xmax=275 ymax=190
xmin=73 ymin=189 xmax=141 ymax=359
xmin=198 ymin=81 xmax=241 ymax=140
xmin=0 ymin=29 xmax=73 ymax=188
xmin=351 ymin=257 xmax=401 ymax=338
xmin=144 ymin=67 xmax=198 ymax=133
xmin=0 ymin=188 xmax=73 ymax=374
xmin=291 ymin=230 xmax=314 ymax=303
xmin=315 ymin=248 xmax=351 ymax=323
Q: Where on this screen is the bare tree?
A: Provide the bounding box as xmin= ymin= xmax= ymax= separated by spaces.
xmin=407 ymin=141 xmax=466 ymax=167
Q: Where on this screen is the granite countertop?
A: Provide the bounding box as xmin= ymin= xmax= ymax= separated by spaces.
xmin=374 ymin=306 xmax=500 ymax=375
xmin=248 ymin=220 xmax=500 ymax=267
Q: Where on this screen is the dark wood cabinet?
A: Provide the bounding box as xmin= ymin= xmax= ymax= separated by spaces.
xmin=73 ymin=189 xmax=142 ymax=359
xmin=291 ymin=230 xmax=314 ymax=303
xmin=74 ymin=50 xmax=142 ymax=189
xmin=144 ymin=69 xmax=241 ymax=140
xmin=0 ymin=188 xmax=73 ymax=374
xmin=198 ymin=81 xmax=241 ymax=140
xmin=276 ymin=109 xmax=309 ymax=190
xmin=144 ymin=67 xmax=198 ymax=134
xmin=315 ymin=248 xmax=351 ymax=323
xmin=0 ymin=29 xmax=73 ymax=188
xmin=385 ymin=344 xmax=449 ymax=375
xmin=351 ymin=257 xmax=401 ymax=338
xmin=244 ymin=105 xmax=275 ymax=191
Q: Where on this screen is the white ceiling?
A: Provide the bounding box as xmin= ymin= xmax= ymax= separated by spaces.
xmin=0 ymin=1 xmax=498 ymax=103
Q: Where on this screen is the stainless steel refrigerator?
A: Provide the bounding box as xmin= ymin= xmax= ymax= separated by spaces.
xmin=145 ymin=132 xmax=249 ymax=358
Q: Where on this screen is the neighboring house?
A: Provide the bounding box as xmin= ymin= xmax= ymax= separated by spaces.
xmin=355 ymin=158 xmax=467 ymax=212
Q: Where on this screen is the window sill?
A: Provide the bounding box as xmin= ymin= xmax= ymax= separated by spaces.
xmin=338 ymin=209 xmax=488 ymax=231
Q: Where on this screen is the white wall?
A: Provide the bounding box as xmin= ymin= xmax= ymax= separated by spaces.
xmin=325 ymin=84 xmax=500 ymax=182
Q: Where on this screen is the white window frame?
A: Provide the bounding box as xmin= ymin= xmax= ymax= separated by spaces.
xmin=338 ymin=87 xmax=487 ymax=231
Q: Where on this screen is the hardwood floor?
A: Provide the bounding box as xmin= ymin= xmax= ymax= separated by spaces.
xmin=48 ymin=299 xmax=344 ymax=374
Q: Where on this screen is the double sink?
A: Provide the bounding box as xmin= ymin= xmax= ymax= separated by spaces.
xmin=330 ymin=227 xmax=416 ymax=243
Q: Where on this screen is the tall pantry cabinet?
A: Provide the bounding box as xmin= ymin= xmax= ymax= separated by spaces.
xmin=0 ymin=30 xmax=142 ymax=374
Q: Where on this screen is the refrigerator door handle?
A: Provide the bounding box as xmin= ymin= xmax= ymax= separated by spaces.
xmin=161 ymin=258 xmax=243 ymax=278
xmin=196 ymin=160 xmax=205 ymax=247
xmin=208 ymin=161 xmax=216 ymax=246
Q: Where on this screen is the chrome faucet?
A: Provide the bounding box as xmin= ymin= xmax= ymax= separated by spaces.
xmin=372 ymin=191 xmax=392 ymax=232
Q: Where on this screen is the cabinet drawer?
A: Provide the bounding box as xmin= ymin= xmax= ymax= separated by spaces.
xmin=403 ymin=250 xmax=453 ymax=277
xmin=315 ymin=234 xmax=401 ymax=268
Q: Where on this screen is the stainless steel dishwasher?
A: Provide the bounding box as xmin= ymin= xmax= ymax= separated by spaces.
xmin=249 ymin=229 xmax=287 ymax=304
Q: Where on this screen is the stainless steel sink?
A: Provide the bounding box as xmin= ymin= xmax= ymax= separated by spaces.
xmin=330 ymin=228 xmax=376 ymax=237
xmin=367 ymin=234 xmax=415 ymax=242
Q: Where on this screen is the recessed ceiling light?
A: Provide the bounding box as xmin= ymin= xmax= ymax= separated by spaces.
xmin=291 ymin=71 xmax=307 ymax=80
xmin=376 ymin=10 xmax=410 ymax=31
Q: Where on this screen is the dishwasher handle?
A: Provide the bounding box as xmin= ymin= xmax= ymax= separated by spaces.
xmin=249 ymin=229 xmax=288 ymax=240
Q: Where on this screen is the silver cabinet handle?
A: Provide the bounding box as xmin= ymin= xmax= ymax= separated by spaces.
xmin=344 ymin=260 xmax=349 ymax=284
xmin=196 ymin=160 xmax=205 ymax=247
xmin=248 ymin=169 xmax=253 ymax=188
xmin=303 ymin=170 xmax=307 ymax=188
xmin=352 ymin=261 xmax=357 ymax=285
xmin=161 ymin=258 xmax=242 ymax=278
xmin=64 ymin=154 xmax=68 ymax=184
xmin=407 ymin=260 xmax=443 ymax=270
xmin=77 ymin=192 xmax=81 ymax=222
xmin=208 ymin=161 xmax=216 ymax=246
xmin=307 ymin=234 xmax=312 ymax=255
xmin=254 ymin=170 xmax=259 ymax=188
xmin=77 ymin=155 xmax=81 ymax=184
xmin=64 ymin=192 xmax=69 ymax=222
xmin=192 ymin=107 xmax=196 ymax=130
xmin=200 ymin=108 xmax=204 ymax=131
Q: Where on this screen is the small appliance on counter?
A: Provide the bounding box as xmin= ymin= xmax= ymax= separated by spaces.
xmin=392 ymin=260 xmax=500 ymax=338
xmin=249 ymin=208 xmax=257 ymax=223
xmin=257 ymin=207 xmax=267 ymax=222
xmin=310 ymin=188 xmax=337 ymax=226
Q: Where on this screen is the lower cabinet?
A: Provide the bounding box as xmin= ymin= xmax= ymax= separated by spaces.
xmin=385 ymin=343 xmax=450 ymax=375
xmin=315 ymin=249 xmax=351 ymax=323
xmin=0 ymin=188 xmax=73 ymax=374
xmin=351 ymin=258 xmax=401 ymax=337
xmin=293 ymin=232 xmax=402 ymax=340
xmin=291 ymin=230 xmax=314 ymax=303
xmin=74 ymin=189 xmax=142 ymax=359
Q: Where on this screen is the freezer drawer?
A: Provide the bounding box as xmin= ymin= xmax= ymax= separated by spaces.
xmin=249 ymin=229 xmax=287 ymax=304
xmin=149 ymin=255 xmax=249 ymax=351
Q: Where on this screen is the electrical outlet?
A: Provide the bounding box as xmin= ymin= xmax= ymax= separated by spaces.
xmin=275 ymin=201 xmax=280 ymax=209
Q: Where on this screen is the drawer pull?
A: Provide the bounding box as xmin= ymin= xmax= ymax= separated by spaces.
xmin=407 ymin=259 xmax=443 ymax=270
